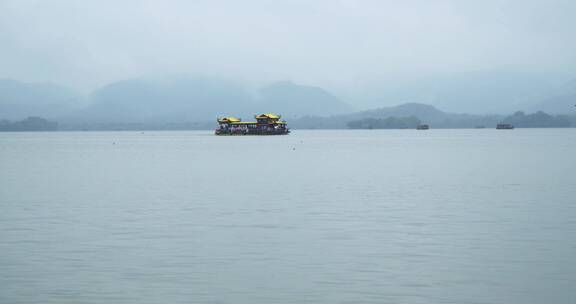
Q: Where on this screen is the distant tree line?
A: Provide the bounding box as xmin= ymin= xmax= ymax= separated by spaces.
xmin=0 ymin=117 xmax=58 ymax=131
xmin=346 ymin=111 xmax=576 ymax=129
xmin=2 ymin=111 xmax=575 ymax=131
xmin=501 ymin=111 xmax=572 ymax=128
xmin=58 ymin=121 xmax=215 ymax=131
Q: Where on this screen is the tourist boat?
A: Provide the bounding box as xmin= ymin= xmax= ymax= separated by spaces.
xmin=416 ymin=124 xmax=429 ymax=130
xmin=496 ymin=123 xmax=514 ymax=129
xmin=215 ymin=113 xmax=290 ymax=135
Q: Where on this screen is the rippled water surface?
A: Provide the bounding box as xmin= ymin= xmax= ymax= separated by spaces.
xmin=1 ymin=129 xmax=576 ymax=303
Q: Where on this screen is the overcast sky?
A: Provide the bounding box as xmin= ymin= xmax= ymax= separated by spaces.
xmin=1 ymin=0 xmax=575 ymax=92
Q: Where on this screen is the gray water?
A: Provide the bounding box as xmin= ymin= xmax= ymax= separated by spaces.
xmin=1 ymin=129 xmax=575 ymax=304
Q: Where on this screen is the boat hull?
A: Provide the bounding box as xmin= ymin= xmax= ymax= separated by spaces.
xmin=215 ymin=130 xmax=290 ymax=136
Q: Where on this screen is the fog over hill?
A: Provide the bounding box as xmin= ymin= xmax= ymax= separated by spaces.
xmin=1 ymin=0 xmax=576 ymax=117
xmin=0 ymin=79 xmax=83 ymax=120
xmin=530 ymin=78 xmax=576 ymax=114
xmin=62 ymin=77 xmax=352 ymax=123
xmin=291 ymin=103 xmax=495 ymax=129
xmin=1 ymin=76 xmax=357 ymax=123
xmin=74 ymin=77 xmax=255 ymax=123
xmin=2 ymin=74 xmax=576 ymax=127
xmin=349 ymin=70 xmax=571 ymax=114
xmin=290 ymin=103 xmax=575 ymax=129
xmin=258 ymin=81 xmax=353 ymax=118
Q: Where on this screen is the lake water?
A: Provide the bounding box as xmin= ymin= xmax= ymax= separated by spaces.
xmin=1 ymin=129 xmax=575 ymax=304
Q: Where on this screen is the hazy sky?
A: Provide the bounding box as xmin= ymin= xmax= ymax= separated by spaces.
xmin=1 ymin=0 xmax=575 ymax=92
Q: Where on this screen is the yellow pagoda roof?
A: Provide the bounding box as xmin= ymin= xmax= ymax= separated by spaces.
xmin=217 ymin=117 xmax=241 ymax=123
xmin=227 ymin=121 xmax=286 ymax=125
xmin=255 ymin=113 xmax=281 ymax=119
xmin=229 ymin=121 xmax=256 ymax=125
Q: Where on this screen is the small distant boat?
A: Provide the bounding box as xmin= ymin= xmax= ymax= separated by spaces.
xmin=475 ymin=126 xmax=486 ymax=129
xmin=496 ymin=123 xmax=514 ymax=130
xmin=416 ymin=124 xmax=429 ymax=130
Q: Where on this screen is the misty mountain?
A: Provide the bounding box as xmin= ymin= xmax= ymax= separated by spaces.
xmin=531 ymin=78 xmax=576 ymax=114
xmin=291 ymin=103 xmax=504 ymax=129
xmin=354 ymin=70 xmax=568 ymax=114
xmin=0 ymin=79 xmax=82 ymax=120
xmin=4 ymin=73 xmax=575 ymax=126
xmin=349 ymin=103 xmax=448 ymax=122
xmin=258 ymin=81 xmax=353 ymax=118
xmin=0 ymin=117 xmax=58 ymax=131
xmin=74 ymin=77 xmax=255 ymax=123
xmin=71 ymin=78 xmax=353 ymax=123
xmin=425 ymin=71 xmax=565 ymax=114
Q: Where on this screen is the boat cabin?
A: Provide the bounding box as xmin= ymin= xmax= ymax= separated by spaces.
xmin=496 ymin=124 xmax=514 ymax=129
